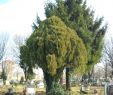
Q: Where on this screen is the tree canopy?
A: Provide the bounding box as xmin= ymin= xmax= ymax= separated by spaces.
xmin=45 ymin=0 xmax=107 ymax=72
xmin=27 ymin=16 xmax=87 ymax=75
xmin=25 ymin=16 xmax=87 ymax=92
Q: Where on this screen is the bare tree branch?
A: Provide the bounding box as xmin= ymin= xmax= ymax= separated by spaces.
xmin=0 ymin=32 xmax=9 ymax=61
xmin=12 ymin=35 xmax=27 ymax=64
xmin=103 ymin=37 xmax=113 ymax=77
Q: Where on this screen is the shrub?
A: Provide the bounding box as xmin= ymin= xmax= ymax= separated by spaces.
xmin=47 ymin=82 xmax=66 ymax=95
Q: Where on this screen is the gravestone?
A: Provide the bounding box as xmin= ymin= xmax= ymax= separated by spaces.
xmin=105 ymin=83 xmax=113 ymax=95
xmin=107 ymin=85 xmax=113 ymax=95
xmin=80 ymin=84 xmax=90 ymax=94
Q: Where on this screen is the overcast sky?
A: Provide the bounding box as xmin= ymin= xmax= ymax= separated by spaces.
xmin=0 ymin=0 xmax=46 ymax=36
xmin=0 ymin=0 xmax=113 ymax=39
xmin=0 ymin=0 xmax=46 ymax=60
xmin=0 ymin=0 xmax=113 ymax=60
xmin=87 ymin=0 xmax=113 ymax=41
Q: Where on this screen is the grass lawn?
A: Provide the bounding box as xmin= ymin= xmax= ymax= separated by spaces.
xmin=0 ymin=85 xmax=46 ymax=95
xmin=0 ymin=85 xmax=104 ymax=95
xmin=71 ymin=86 xmax=104 ymax=95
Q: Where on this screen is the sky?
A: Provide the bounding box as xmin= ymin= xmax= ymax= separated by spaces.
xmin=0 ymin=0 xmax=113 ymax=37
xmin=0 ymin=0 xmax=113 ymax=60
xmin=0 ymin=0 xmax=46 ymax=36
xmin=87 ymin=0 xmax=113 ymax=41
xmin=0 ymin=0 xmax=46 ymax=60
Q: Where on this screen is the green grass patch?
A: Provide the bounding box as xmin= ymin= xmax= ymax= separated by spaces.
xmin=0 ymin=85 xmax=104 ymax=95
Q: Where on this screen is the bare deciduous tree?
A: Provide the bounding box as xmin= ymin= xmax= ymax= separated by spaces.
xmin=103 ymin=38 xmax=113 ymax=78
xmin=0 ymin=32 xmax=9 ymax=61
xmin=0 ymin=32 xmax=9 ymax=84
xmin=12 ymin=34 xmax=26 ymax=63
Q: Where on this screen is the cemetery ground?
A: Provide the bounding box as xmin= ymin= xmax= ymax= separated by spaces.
xmin=0 ymin=85 xmax=104 ymax=95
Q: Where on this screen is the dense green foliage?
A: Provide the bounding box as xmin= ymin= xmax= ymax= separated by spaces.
xmin=27 ymin=16 xmax=87 ymax=74
xmin=47 ymin=82 xmax=66 ymax=95
xmin=45 ymin=0 xmax=107 ymax=91
xmin=45 ymin=0 xmax=107 ymax=72
xmin=26 ymin=16 xmax=87 ymax=92
xmin=20 ymin=45 xmax=34 ymax=81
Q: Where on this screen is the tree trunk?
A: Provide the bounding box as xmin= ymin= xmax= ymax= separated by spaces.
xmin=43 ymin=66 xmax=65 ymax=94
xmin=60 ymin=74 xmax=63 ymax=85
xmin=1 ymin=62 xmax=6 ymax=85
xmin=105 ymin=63 xmax=108 ymax=80
xmin=43 ymin=68 xmax=64 ymax=94
xmin=88 ymin=72 xmax=91 ymax=83
xmin=66 ymin=68 xmax=71 ymax=91
xmin=24 ymin=69 xmax=27 ymax=82
xmin=43 ymin=71 xmax=57 ymax=94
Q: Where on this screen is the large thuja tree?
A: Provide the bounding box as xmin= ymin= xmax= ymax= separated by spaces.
xmin=45 ymin=0 xmax=107 ymax=89
xmin=26 ymin=16 xmax=87 ymax=93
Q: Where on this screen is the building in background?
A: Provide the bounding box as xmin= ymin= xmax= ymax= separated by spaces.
xmin=0 ymin=59 xmax=44 ymax=83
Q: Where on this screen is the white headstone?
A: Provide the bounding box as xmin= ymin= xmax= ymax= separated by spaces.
xmin=105 ymin=82 xmax=113 ymax=95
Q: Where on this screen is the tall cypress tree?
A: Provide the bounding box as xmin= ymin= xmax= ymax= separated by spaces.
xmin=45 ymin=0 xmax=107 ymax=90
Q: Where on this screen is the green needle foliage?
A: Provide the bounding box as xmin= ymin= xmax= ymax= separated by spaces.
xmin=20 ymin=45 xmax=34 ymax=81
xmin=45 ymin=0 xmax=107 ymax=91
xmin=26 ymin=16 xmax=87 ymax=93
xmin=45 ymin=0 xmax=107 ymax=72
